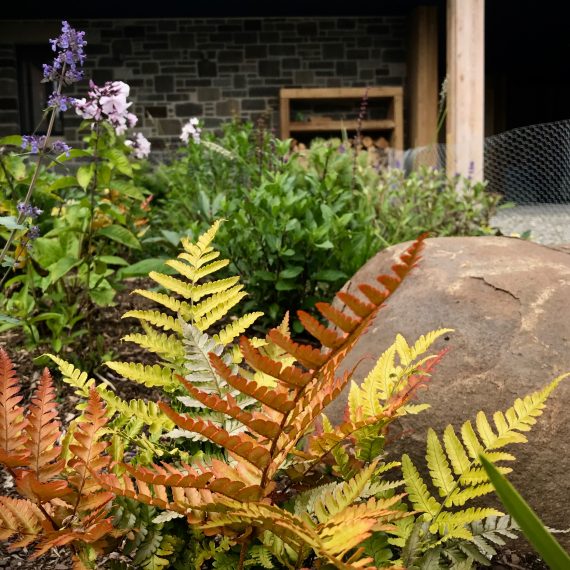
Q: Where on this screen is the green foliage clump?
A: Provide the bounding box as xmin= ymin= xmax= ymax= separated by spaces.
xmin=0 ymin=125 xmax=151 ymax=354
xmin=144 ymin=123 xmax=500 ymax=328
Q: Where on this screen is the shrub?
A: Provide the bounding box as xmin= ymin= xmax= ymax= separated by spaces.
xmin=145 ymin=126 xmax=500 ymax=330
xmin=1 ymin=222 xmax=560 ymax=569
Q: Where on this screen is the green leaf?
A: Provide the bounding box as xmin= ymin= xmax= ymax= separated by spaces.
xmin=89 ymin=285 xmax=116 ymax=306
xmin=46 ymin=148 xmax=92 ymax=167
xmin=480 ymin=455 xmax=570 ymax=570
xmin=275 ymin=280 xmax=297 ymax=291
xmin=0 ymin=313 xmax=22 ymax=325
xmin=45 ymin=256 xmax=82 ymax=287
xmin=313 ymin=269 xmax=347 ymax=281
xmin=0 ymin=135 xmax=23 ymax=146
xmin=48 ymin=176 xmax=79 ymax=192
xmin=315 ymin=240 xmax=334 ymax=249
xmin=0 ymin=216 xmax=25 ymax=231
xmin=97 ymin=255 xmax=129 ymax=266
xmin=106 ymin=148 xmax=133 ymax=177
xmin=30 ymin=238 xmax=63 ymax=268
xmin=117 ymin=258 xmax=172 ymax=278
xmin=279 ymin=266 xmax=303 ymax=279
xmin=77 ymin=164 xmax=95 ymax=190
xmin=96 ymin=225 xmax=141 ymax=249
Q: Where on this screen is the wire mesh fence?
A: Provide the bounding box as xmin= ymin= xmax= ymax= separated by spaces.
xmin=401 ymin=120 xmax=570 ymax=245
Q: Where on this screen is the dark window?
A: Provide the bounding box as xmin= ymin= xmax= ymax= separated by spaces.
xmin=16 ymin=46 xmax=64 ymax=135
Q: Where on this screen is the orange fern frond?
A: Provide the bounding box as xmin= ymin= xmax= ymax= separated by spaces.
xmin=359 ymin=283 xmax=388 ymax=305
xmin=336 ymin=291 xmax=375 ymax=319
xmin=297 ymin=311 xmax=347 ymax=349
xmin=0 ymin=349 xmax=29 ymax=467
xmin=67 ymin=388 xmax=112 ymax=514
xmin=239 ymin=337 xmax=312 ymax=388
xmin=315 ymin=302 xmax=361 ymax=334
xmin=24 ymin=368 xmax=63 ymax=481
xmin=177 ymin=375 xmax=282 ymax=440
xmin=158 ymin=403 xmax=272 ymax=470
xmin=266 ymin=329 xmax=328 ymax=369
xmin=0 ymin=496 xmax=44 ymax=549
xmin=210 ymin=354 xmax=296 ymax=413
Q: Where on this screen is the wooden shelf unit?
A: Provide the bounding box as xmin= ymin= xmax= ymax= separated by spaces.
xmin=279 ymin=87 xmax=404 ymax=149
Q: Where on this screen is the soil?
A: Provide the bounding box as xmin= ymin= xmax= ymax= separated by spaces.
xmin=0 ymin=279 xmax=550 ymax=569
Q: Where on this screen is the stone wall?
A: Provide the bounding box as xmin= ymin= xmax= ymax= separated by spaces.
xmin=0 ymin=16 xmax=407 ymax=154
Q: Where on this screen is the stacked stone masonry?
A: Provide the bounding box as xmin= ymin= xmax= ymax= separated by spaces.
xmin=0 ymin=16 xmax=407 ymax=155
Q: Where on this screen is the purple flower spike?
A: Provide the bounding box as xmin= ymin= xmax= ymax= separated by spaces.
xmin=51 ymin=140 xmax=72 ymax=157
xmin=17 ymin=202 xmax=43 ymax=219
xmin=47 ymin=93 xmax=72 ymax=112
xmin=43 ymin=20 xmax=87 ymax=86
xmin=21 ymin=135 xmax=47 ymax=154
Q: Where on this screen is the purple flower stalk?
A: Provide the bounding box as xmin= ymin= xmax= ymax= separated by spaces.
xmin=17 ymin=202 xmax=43 ymax=219
xmin=43 ymin=21 xmax=87 ymax=86
xmin=51 ymin=140 xmax=72 ymax=157
xmin=47 ymin=93 xmax=72 ymax=112
xmin=21 ymin=135 xmax=47 ymax=154
xmin=27 ymin=226 xmax=41 ymax=240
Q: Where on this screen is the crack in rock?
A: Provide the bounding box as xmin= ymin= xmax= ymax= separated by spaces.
xmin=470 ymin=275 xmax=520 ymax=302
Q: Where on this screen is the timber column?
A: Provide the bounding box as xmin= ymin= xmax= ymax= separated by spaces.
xmin=446 ymin=0 xmax=485 ymax=179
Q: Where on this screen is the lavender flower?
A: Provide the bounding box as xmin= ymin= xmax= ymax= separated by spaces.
xmin=125 ymin=132 xmax=151 ymax=160
xmin=180 ymin=117 xmax=201 ymax=144
xmin=17 ymin=202 xmax=43 ymax=219
xmin=43 ymin=21 xmax=87 ymax=85
xmin=27 ymin=226 xmax=41 ymax=240
xmin=47 ymin=93 xmax=72 ymax=112
xmin=21 ymin=135 xmax=47 ymax=154
xmin=73 ymin=80 xmax=138 ymax=135
xmin=51 ymin=140 xmax=72 ymax=157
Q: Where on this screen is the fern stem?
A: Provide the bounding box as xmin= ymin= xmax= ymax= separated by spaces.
xmin=237 ymin=532 xmax=252 ymax=570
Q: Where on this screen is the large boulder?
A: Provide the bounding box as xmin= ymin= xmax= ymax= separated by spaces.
xmin=327 ymin=236 xmax=570 ymax=549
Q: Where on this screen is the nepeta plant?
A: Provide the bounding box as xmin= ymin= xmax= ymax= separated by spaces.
xmin=0 ymin=20 xmax=85 ymax=282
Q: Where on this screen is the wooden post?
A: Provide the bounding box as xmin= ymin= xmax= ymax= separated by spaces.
xmin=446 ymin=0 xmax=485 ymax=179
xmin=409 ymin=6 xmax=439 ymax=149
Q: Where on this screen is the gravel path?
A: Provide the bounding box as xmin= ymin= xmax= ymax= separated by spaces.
xmin=491 ymin=204 xmax=570 ymax=245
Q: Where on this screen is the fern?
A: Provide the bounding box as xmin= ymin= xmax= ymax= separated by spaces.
xmin=0 ymin=349 xmax=118 ymax=567
xmin=398 ymin=373 xmax=568 ymax=561
xmin=95 ymin=235 xmax=430 ymax=569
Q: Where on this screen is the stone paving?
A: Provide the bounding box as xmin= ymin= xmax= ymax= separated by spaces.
xmin=491 ymin=203 xmax=570 ymax=245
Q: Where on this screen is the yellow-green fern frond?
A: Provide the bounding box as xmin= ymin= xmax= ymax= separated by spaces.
xmin=192 ymin=285 xmax=245 ymax=320
xmin=429 ymin=507 xmax=503 ymax=538
xmin=100 ymin=391 xmax=175 ymax=441
xmin=122 ymin=331 xmax=185 ymax=360
xmin=122 ymin=310 xmax=182 ymax=334
xmin=105 ymin=362 xmax=178 ymax=390
xmin=45 ymin=354 xmax=96 ymax=399
xmin=178 ymin=249 xmax=220 ymax=269
xmin=167 ymin=258 xmax=229 ymax=282
xmin=401 ymin=454 xmax=440 ymax=519
xmin=349 ymin=330 xmax=448 ymax=421
xmin=194 ymin=291 xmax=249 ymax=331
xmin=148 ymin=272 xmax=197 ymax=300
xmin=190 ymin=276 xmax=241 ymax=302
xmin=131 ymin=290 xmax=192 ymax=320
xmin=313 ymin=461 xmax=379 ymax=524
xmin=426 ymin=428 xmax=456 ymax=498
xmin=401 ymin=374 xmax=567 ymax=551
xmin=214 ymin=312 xmax=264 ymax=345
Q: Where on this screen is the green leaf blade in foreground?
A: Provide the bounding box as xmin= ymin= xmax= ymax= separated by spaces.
xmin=96 ymin=224 xmax=141 ymax=249
xmin=480 ymin=454 xmax=570 ymax=570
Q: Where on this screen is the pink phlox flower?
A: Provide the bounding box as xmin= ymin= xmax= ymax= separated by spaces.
xmin=180 ymin=117 xmax=202 ymax=144
xmin=126 ymin=132 xmax=151 ymax=159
